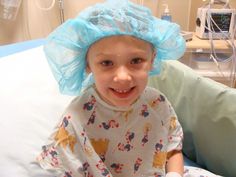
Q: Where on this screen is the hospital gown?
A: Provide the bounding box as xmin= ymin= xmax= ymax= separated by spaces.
xmin=37 ymin=86 xmax=220 ymax=177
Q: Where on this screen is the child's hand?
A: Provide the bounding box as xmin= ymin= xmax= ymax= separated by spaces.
xmin=166 ymin=172 xmax=182 ymax=177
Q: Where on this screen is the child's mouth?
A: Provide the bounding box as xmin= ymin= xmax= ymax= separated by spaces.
xmin=110 ymin=87 xmax=135 ymax=98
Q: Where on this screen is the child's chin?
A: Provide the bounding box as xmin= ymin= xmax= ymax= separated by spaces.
xmin=114 ymin=103 xmax=131 ymax=107
xmin=112 ymin=99 xmax=136 ymax=107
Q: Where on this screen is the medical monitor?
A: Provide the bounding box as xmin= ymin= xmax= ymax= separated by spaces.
xmin=195 ymin=7 xmax=236 ymax=39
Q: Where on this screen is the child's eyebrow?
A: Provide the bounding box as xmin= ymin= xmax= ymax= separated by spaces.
xmin=100 ymin=49 xmax=149 ymax=55
xmin=95 ymin=53 xmax=114 ymax=58
xmin=95 ymin=52 xmax=149 ymax=59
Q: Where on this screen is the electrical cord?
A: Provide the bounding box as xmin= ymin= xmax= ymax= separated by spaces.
xmin=34 ymin=0 xmax=64 ymax=24
xmin=34 ymin=0 xmax=56 ymax=11
xmin=58 ymin=0 xmax=64 ymax=24
xmin=137 ymin=0 xmax=144 ymax=5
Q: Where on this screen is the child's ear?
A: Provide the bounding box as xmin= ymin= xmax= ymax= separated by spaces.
xmin=86 ymin=63 xmax=91 ymax=74
xmin=150 ymin=51 xmax=156 ymax=70
xmin=152 ymin=51 xmax=156 ymax=64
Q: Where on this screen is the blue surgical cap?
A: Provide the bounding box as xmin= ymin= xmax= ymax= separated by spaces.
xmin=44 ymin=0 xmax=186 ymax=96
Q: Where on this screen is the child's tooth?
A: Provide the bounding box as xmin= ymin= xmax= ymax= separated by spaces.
xmin=115 ymin=89 xmax=129 ymax=93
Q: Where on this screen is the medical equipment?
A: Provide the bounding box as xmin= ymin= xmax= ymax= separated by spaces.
xmin=194 ymin=0 xmax=236 ymax=88
xmin=0 ymin=0 xmax=22 ymax=20
xmin=195 ymin=0 xmax=236 ymax=39
xmin=35 ymin=0 xmax=64 ymax=24
xmin=195 ymin=8 xmax=236 ymax=39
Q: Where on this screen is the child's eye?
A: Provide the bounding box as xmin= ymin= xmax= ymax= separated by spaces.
xmin=100 ymin=60 xmax=113 ymax=66
xmin=130 ymin=58 xmax=143 ymax=64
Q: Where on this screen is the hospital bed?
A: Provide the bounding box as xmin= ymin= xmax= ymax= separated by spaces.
xmin=0 ymin=39 xmax=235 ymax=177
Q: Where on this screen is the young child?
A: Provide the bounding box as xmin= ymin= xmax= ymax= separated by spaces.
xmin=37 ymin=1 xmax=219 ymax=177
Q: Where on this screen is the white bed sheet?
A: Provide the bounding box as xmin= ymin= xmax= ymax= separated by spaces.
xmin=0 ymin=47 xmax=73 ymax=177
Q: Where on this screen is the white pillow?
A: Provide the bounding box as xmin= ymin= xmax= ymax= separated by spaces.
xmin=0 ymin=47 xmax=73 ymax=177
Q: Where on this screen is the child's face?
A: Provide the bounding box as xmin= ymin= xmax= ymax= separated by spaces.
xmin=86 ymin=35 xmax=155 ymax=107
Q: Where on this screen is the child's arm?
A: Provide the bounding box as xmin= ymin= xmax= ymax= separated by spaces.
xmin=166 ymin=150 xmax=184 ymax=177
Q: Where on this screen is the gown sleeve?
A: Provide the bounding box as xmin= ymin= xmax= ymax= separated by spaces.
xmin=36 ymin=114 xmax=84 ymax=177
xmin=166 ymin=104 xmax=183 ymax=153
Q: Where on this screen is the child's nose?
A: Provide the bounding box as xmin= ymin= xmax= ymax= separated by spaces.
xmin=113 ymin=66 xmax=132 ymax=82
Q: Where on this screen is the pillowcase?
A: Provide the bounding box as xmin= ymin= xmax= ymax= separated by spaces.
xmin=0 ymin=46 xmax=73 ymax=177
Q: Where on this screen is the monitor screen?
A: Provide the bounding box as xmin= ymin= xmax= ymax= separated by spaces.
xmin=205 ymin=13 xmax=232 ymax=32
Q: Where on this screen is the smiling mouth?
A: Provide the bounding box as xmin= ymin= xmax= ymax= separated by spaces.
xmin=110 ymin=87 xmax=135 ymax=97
